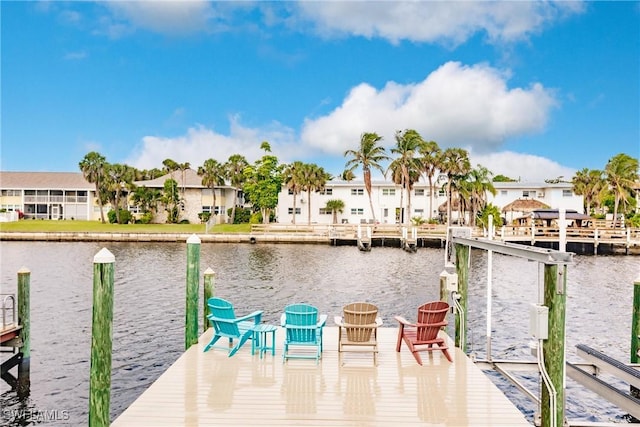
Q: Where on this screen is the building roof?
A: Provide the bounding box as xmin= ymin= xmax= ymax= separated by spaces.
xmin=0 ymin=171 xmax=94 ymax=190
xmin=531 ymin=209 xmax=592 ymax=220
xmin=134 ymin=168 xmax=221 ymax=189
xmin=501 ymin=198 xmax=550 ymax=213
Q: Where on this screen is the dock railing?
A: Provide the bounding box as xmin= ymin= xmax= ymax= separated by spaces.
xmin=251 ymin=223 xmax=639 ymax=249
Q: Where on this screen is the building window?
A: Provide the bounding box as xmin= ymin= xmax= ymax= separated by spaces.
xmin=319 ymin=208 xmax=331 ymax=215
xmin=500 ymin=190 xmax=508 ymax=196
xmin=350 ymin=208 xmax=364 ymax=215
xmin=414 ymin=209 xmax=424 ymax=215
xmin=415 ymin=189 xmax=425 ymax=196
xmin=1 ymin=190 xmax=20 ymax=196
xmin=202 ymin=205 xmax=212 ymax=213
xmin=288 ymin=189 xmax=294 ymax=195
xmin=320 ymin=189 xmax=333 ymax=195
xmin=562 ymin=190 xmax=573 ymax=197
xmin=382 ymin=188 xmax=395 ymax=196
xmin=288 ymin=207 xmax=301 ymax=214
xmin=522 ymin=190 xmax=532 ymax=197
xmin=438 ymin=190 xmax=446 ymax=197
xmin=351 ymin=188 xmax=364 ymax=195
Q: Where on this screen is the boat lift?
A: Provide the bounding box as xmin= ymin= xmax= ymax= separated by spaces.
xmin=445 ymin=212 xmax=640 ymax=427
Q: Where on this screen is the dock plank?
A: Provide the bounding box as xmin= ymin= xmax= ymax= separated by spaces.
xmin=112 ymin=327 xmax=530 ymax=426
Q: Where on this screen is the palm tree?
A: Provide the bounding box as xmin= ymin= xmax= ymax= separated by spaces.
xmin=604 ymin=153 xmax=639 ymax=227
xmin=198 ymin=159 xmax=226 ymax=222
xmin=178 ymin=162 xmax=191 ymax=197
xmin=224 ymin=154 xmax=248 ymax=224
xmin=390 ymin=129 xmax=424 ymax=223
xmin=79 ymin=151 xmax=108 ymax=223
xmin=572 ymin=168 xmax=605 ymax=214
xmin=104 ymin=163 xmax=135 ymax=224
xmin=299 ymin=163 xmax=331 ymax=225
xmin=325 ymin=199 xmax=345 ymax=224
xmin=419 ymin=140 xmax=442 ymax=221
xmin=344 ymin=132 xmax=389 ymax=223
xmin=340 ymin=169 xmax=356 ymax=181
xmin=466 ymin=165 xmax=496 ymax=227
xmin=283 ymin=161 xmax=305 ymax=224
xmin=162 ymin=159 xmax=180 ymax=213
xmin=439 ymin=148 xmax=471 ymax=225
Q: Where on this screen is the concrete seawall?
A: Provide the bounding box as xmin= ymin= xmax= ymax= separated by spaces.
xmin=0 ymin=232 xmax=331 ymax=244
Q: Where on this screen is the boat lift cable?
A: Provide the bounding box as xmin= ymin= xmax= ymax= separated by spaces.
xmin=538 ymin=339 xmax=558 ymax=427
xmin=451 ymin=291 xmax=465 ymax=353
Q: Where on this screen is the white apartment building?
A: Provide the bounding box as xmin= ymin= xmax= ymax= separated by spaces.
xmin=275 ymin=180 xmax=584 ymax=225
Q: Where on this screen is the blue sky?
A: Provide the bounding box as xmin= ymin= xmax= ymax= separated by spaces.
xmin=2 ymin=1 xmax=639 ymax=182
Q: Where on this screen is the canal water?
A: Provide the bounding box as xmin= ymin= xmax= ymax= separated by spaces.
xmin=0 ymin=241 xmax=637 ymax=425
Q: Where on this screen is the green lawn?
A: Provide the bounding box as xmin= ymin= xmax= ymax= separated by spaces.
xmin=0 ymin=220 xmax=252 ymax=234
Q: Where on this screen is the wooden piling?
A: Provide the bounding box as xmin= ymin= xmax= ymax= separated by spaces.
xmin=203 ymin=268 xmax=215 ymax=332
xmin=454 ymin=243 xmax=470 ymax=352
xmin=541 ymin=263 xmax=567 ymax=427
xmin=17 ymin=267 xmax=30 ymax=397
xmin=185 ymin=234 xmax=201 ymax=350
xmin=89 ymin=248 xmax=115 ymax=427
xmin=631 ymin=276 xmax=640 ymax=398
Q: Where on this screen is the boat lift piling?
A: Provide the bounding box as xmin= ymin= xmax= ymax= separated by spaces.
xmin=16 ymin=267 xmax=30 ymax=397
xmin=632 ymin=275 xmax=640 ymax=398
xmin=89 ymin=248 xmax=115 ymax=426
xmin=185 ymin=234 xmax=201 ymax=350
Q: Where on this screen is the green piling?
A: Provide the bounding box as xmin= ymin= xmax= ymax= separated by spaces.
xmin=17 ymin=267 xmax=31 ymax=397
xmin=203 ymin=268 xmax=215 ymax=331
xmin=185 ymin=234 xmax=201 ymax=350
xmin=631 ymin=276 xmax=640 ymax=398
xmin=454 ymin=243 xmax=470 ymax=352
xmin=541 ymin=263 xmax=567 ymax=427
xmin=89 ymin=248 xmax=115 ymax=427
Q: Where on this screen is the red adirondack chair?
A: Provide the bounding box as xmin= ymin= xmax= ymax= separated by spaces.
xmin=395 ymin=301 xmax=453 ymax=364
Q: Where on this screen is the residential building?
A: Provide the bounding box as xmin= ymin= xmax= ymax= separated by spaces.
xmin=276 ymin=180 xmax=584 ymax=225
xmin=0 ymin=170 xmax=240 ymax=224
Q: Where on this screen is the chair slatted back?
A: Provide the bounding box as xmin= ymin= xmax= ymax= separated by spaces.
xmin=284 ymin=304 xmax=319 ymax=344
xmin=343 ymin=302 xmax=378 ymax=342
xmin=208 ymin=297 xmax=240 ymax=337
xmin=416 ymin=301 xmax=449 ymax=342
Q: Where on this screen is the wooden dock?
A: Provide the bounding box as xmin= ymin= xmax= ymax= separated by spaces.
xmin=112 ymin=327 xmax=530 ymax=426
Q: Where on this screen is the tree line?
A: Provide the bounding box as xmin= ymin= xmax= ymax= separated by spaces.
xmin=79 ymin=130 xmax=639 ymax=227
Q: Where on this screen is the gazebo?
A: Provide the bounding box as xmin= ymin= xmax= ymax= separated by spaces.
xmin=501 ymin=198 xmax=550 ymax=225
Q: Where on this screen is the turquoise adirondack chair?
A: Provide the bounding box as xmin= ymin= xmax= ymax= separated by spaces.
xmin=203 ymin=297 xmax=263 ymax=357
xmin=281 ymin=303 xmax=327 ymax=363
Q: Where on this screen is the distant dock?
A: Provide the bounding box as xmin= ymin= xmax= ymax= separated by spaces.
xmin=1 ymin=223 xmax=638 ymax=254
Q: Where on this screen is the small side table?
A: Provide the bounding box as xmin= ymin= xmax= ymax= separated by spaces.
xmin=251 ymin=324 xmax=278 ymax=358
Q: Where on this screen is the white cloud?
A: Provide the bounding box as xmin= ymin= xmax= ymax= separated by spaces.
xmin=101 ymin=1 xmax=216 ymax=36
xmin=471 ymin=151 xmax=576 ymax=182
xmin=292 ymin=1 xmax=585 ymax=45
xmin=126 ymin=116 xmax=302 ymax=170
xmin=300 ymin=61 xmax=557 ymax=155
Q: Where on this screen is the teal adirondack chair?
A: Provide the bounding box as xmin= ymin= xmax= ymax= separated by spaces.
xmin=281 ymin=303 xmax=327 ymax=363
xmin=203 ymin=297 xmax=263 ymax=357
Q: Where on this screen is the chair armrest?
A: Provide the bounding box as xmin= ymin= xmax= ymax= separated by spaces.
xmin=317 ymin=314 xmax=328 ymax=328
xmin=235 ymin=310 xmax=263 ymax=324
xmin=394 ymin=316 xmax=415 ymax=327
xmin=280 ymin=313 xmax=286 ymax=327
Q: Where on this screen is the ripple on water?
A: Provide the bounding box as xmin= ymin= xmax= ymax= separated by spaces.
xmin=0 ymin=242 xmax=637 ymax=425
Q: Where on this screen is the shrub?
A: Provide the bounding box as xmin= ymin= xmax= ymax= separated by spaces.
xmin=228 ymin=207 xmax=252 ymax=224
xmin=198 ymin=212 xmax=212 ymax=223
xmin=107 ymin=209 xmax=132 ymax=224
